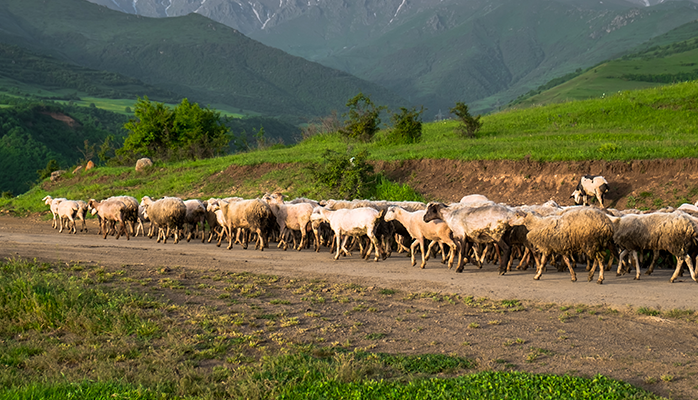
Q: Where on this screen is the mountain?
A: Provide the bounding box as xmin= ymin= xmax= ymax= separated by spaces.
xmin=86 ymin=0 xmax=698 ymax=115
xmin=510 ymin=19 xmax=698 ymax=107
xmin=0 ymin=0 xmax=406 ymax=120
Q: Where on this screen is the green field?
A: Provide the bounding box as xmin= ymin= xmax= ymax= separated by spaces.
xmin=0 ymin=258 xmax=664 ymax=400
xmin=2 ymin=80 xmax=697 ymax=214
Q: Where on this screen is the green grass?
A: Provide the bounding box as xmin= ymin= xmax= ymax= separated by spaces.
xmin=0 ymin=258 xmax=665 ymax=400
xmin=3 ymin=81 xmax=698 ymax=214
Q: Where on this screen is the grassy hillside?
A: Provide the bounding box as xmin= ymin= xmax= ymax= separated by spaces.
xmin=512 ymin=20 xmax=698 ymax=108
xmin=0 ymin=0 xmax=406 ymax=120
xmin=3 ymin=80 xmax=697 ymax=213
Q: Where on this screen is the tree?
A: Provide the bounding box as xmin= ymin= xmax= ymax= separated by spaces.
xmin=118 ymin=97 xmax=230 ymax=161
xmin=389 ymin=106 xmax=424 ymax=144
xmin=340 ymin=93 xmax=386 ymax=142
xmin=450 ymin=102 xmax=482 ymax=138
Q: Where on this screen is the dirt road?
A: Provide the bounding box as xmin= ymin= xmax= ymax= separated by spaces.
xmin=1 ymin=215 xmax=695 ymax=311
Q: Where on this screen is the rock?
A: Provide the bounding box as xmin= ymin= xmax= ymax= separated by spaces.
xmin=135 ymin=157 xmax=153 ymax=171
xmin=72 ymin=165 xmax=83 ymax=174
xmin=50 ymin=170 xmax=66 ymax=182
xmin=85 ymin=160 xmax=95 ymax=171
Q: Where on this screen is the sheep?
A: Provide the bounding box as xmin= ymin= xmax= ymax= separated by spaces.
xmin=75 ymin=200 xmax=88 ymax=232
xmin=521 ymin=207 xmax=614 ymax=283
xmin=570 ymin=175 xmax=609 ymax=208
xmin=265 ymin=193 xmax=314 ymax=251
xmin=108 ymin=195 xmax=139 ymax=234
xmin=88 ymin=198 xmax=130 ymax=240
xmin=42 ymin=195 xmax=66 ymax=229
xmin=183 ymin=199 xmax=206 ymax=242
xmin=210 ymin=199 xmax=275 ymax=250
xmin=311 ymin=206 xmax=385 ymax=262
xmin=384 ymin=206 xmax=456 ymax=269
xmin=56 ymin=200 xmax=79 ymax=234
xmin=140 ymin=196 xmax=187 ymax=244
xmin=612 ymin=211 xmax=697 ymax=283
xmin=459 ymin=194 xmax=493 ymax=206
xmin=423 ymin=202 xmax=524 ymax=273
xmin=134 ymin=204 xmax=149 ymax=237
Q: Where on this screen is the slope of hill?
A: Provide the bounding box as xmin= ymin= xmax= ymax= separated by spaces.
xmin=85 ymin=0 xmax=698 ymax=115
xmin=4 ymin=80 xmax=697 ymax=211
xmin=511 ymin=20 xmax=698 ymax=107
xmin=0 ymin=100 xmax=129 ymax=195
xmin=0 ymin=0 xmax=406 ymax=120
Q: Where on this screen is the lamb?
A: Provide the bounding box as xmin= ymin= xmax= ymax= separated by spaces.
xmin=265 ymin=193 xmax=314 ymax=251
xmin=56 ymin=200 xmax=79 ymax=234
xmin=311 ymin=206 xmax=385 ymax=262
xmin=42 ymin=195 xmax=66 ymax=229
xmin=88 ymin=198 xmax=130 ymax=240
xmin=521 ymin=207 xmax=614 ymax=283
xmin=612 ymin=211 xmax=697 ymax=283
xmin=570 ymin=175 xmax=609 ymax=208
xmin=384 ymin=206 xmax=457 ymax=269
xmin=140 ymin=196 xmax=187 ymax=244
xmin=423 ymin=202 xmax=524 ymax=273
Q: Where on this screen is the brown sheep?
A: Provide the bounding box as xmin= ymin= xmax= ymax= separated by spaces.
xmin=522 ymin=207 xmax=613 ymax=284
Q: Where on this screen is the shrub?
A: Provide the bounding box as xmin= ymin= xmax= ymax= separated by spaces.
xmin=307 ymin=149 xmax=376 ymax=199
xmin=387 ymin=107 xmax=424 ymax=144
xmin=339 ymin=93 xmax=386 ymax=142
xmin=450 ymin=102 xmax=482 ymax=138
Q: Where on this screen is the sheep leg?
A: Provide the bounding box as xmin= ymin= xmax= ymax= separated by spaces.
xmin=685 ymin=255 xmax=697 ymax=282
xmin=419 ymin=239 xmax=428 ymax=268
xmin=409 ymin=239 xmax=420 ymax=267
xmin=446 ymin=243 xmax=456 ymax=269
xmin=339 ymin=234 xmax=351 ymax=258
xmin=369 ymin=233 xmax=382 ymax=262
xmin=588 ymin=255 xmax=604 ymax=284
xmin=533 ymin=253 xmax=548 ymax=280
xmin=645 ymin=251 xmax=660 ymax=275
xmin=633 ymin=250 xmax=642 ymax=280
xmin=670 ymin=255 xmax=686 ymax=283
xmin=562 ymin=255 xmax=577 ymax=282
xmin=497 ymin=240 xmax=511 ymax=276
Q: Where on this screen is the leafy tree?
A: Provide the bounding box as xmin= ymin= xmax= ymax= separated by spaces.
xmin=340 ymin=93 xmax=386 ymax=142
xmin=119 ymin=97 xmax=230 ymax=161
xmin=450 ymin=102 xmax=482 ymax=138
xmin=388 ymin=106 xmax=424 ymax=144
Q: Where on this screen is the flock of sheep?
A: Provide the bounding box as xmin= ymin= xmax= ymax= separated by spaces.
xmin=40 ymin=174 xmax=698 ymax=285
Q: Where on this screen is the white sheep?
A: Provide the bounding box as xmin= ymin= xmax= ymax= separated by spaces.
xmin=423 ymin=202 xmax=524 ymax=273
xmin=570 ymin=175 xmax=609 ymax=208
xmin=56 ymin=200 xmax=79 ymax=234
xmin=384 ymin=206 xmax=456 ymax=269
xmin=265 ymin=193 xmax=314 ymax=251
xmin=42 ymin=195 xmax=66 ymax=229
xmin=311 ymin=206 xmax=385 ymax=262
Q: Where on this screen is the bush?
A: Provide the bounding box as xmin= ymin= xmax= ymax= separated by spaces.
xmin=387 ymin=107 xmax=424 ymax=144
xmin=339 ymin=93 xmax=386 ymax=142
xmin=450 ymin=102 xmax=482 ymax=138
xmin=307 ymin=149 xmax=376 ymax=199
